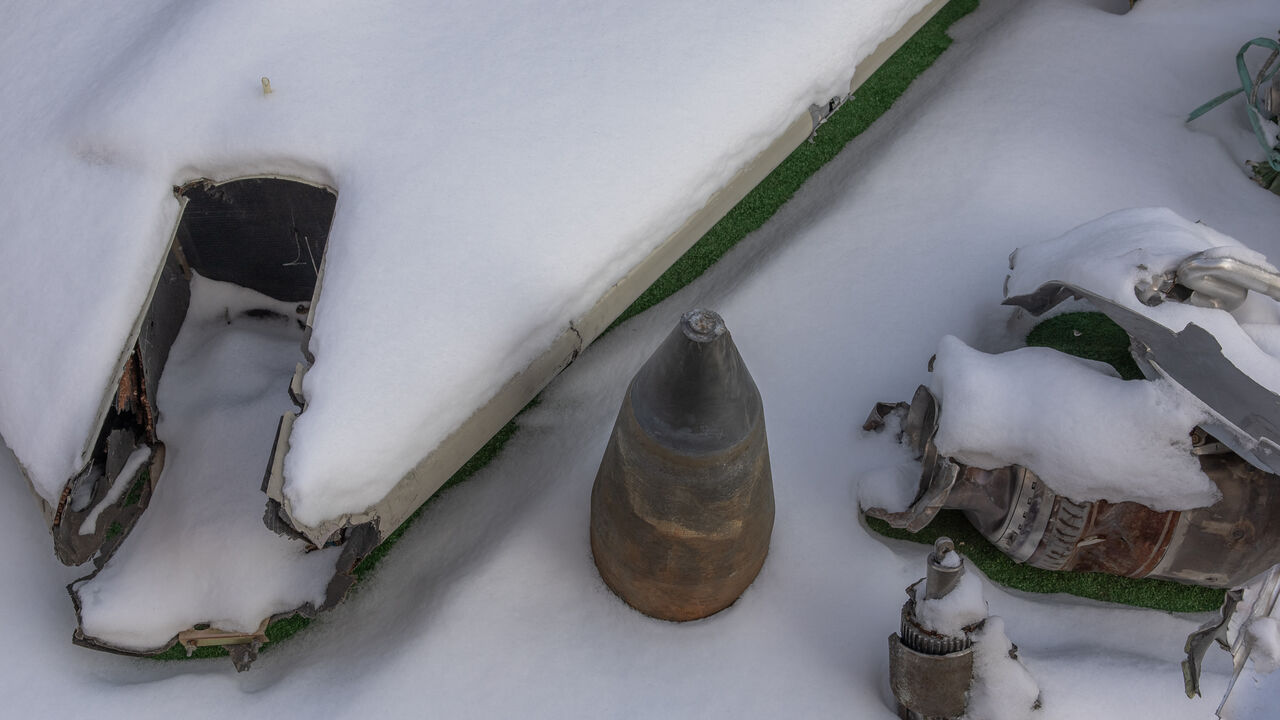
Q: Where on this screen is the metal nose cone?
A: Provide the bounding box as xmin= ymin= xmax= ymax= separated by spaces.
xmin=589 ymin=309 xmax=774 ymax=621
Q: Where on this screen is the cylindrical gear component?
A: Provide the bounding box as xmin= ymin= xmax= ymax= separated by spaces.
xmin=889 ymin=537 xmax=978 ymax=720
xmin=589 ymin=309 xmax=774 ymax=621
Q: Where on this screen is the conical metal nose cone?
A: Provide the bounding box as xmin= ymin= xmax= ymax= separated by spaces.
xmin=630 ymin=309 xmax=759 ymax=452
xmin=590 ymin=309 xmax=774 ymax=621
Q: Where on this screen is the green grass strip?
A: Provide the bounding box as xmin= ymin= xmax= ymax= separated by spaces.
xmin=866 ymin=311 xmax=1225 ymax=613
xmin=154 ymin=0 xmax=980 ymax=660
xmin=1025 ymin=311 xmax=1144 ymax=380
xmin=615 ymin=0 xmax=980 ymax=327
xmin=866 ymin=512 xmax=1223 ymax=613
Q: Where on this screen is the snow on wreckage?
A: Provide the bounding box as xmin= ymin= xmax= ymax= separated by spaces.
xmin=67 ymin=176 xmax=340 ymax=664
xmin=0 ymin=0 xmax=954 ymax=666
xmin=864 ymin=208 xmax=1280 ymax=712
xmin=51 ymin=177 xmax=335 ymax=569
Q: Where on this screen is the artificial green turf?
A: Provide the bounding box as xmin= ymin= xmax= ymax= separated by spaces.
xmin=121 ymin=471 xmax=148 ymax=508
xmin=866 ymin=513 xmax=1223 ymax=613
xmin=1025 ymin=311 xmax=1144 ymax=380
xmin=151 ymin=0 xmax=980 ymax=661
xmin=865 ymin=311 xmax=1226 ymax=614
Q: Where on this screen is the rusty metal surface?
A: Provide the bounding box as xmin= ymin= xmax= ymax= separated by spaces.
xmin=1060 ymin=500 xmax=1178 ymax=578
xmin=899 ymin=607 xmax=971 ymax=656
xmin=888 ymin=636 xmax=973 ymax=719
xmin=867 ymin=386 xmax=1280 ymax=589
xmin=589 ymin=310 xmax=774 ymax=622
xmin=1149 ymin=452 xmax=1280 ymax=587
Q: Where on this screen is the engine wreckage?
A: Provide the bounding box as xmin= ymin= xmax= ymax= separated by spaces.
xmin=864 ymin=208 xmax=1280 ymax=715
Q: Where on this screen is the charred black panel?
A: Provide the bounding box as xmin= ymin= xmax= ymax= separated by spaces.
xmin=139 ymin=244 xmax=191 ymax=425
xmin=176 ymin=178 xmax=336 ymax=302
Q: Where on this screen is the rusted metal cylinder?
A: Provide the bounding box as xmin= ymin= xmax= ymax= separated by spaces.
xmin=868 ymin=386 xmax=1280 ymax=589
xmin=888 ymin=538 xmax=976 ymax=720
xmin=589 ymin=309 xmax=774 ymax=621
xmin=951 ymin=452 xmax=1280 ymax=588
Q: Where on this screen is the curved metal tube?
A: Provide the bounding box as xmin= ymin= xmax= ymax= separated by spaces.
xmin=1177 ymin=253 xmax=1280 ymax=310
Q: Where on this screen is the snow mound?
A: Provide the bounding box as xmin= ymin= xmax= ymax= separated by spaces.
xmin=930 ymin=335 xmax=1218 ymax=511
xmin=963 ymin=617 xmax=1041 ymax=720
xmin=915 ymin=568 xmax=988 ymax=637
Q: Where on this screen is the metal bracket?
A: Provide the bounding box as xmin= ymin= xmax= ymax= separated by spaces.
xmin=807 ymin=95 xmax=847 ymax=143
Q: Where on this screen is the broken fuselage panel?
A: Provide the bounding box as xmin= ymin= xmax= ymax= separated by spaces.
xmin=49 ymin=177 xmax=336 ymax=569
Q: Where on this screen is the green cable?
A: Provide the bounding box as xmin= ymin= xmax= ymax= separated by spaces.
xmin=1187 ymin=36 xmax=1280 ymax=172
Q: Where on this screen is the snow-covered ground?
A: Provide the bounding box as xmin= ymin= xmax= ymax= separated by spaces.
xmin=5 ymin=0 xmax=1280 ymax=716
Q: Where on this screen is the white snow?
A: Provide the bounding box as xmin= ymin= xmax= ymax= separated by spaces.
xmin=916 ymin=566 xmax=988 ymax=637
xmin=964 ymin=617 xmax=1042 ymax=720
xmin=1240 ymin=323 xmax=1280 ymax=359
xmin=857 ymin=411 xmax=923 ymax=513
xmin=4 ymin=0 xmax=1280 ymax=717
xmin=72 ymin=275 xmax=340 ymax=651
xmin=0 ymin=0 xmax=935 ymax=523
xmin=930 ymin=335 xmax=1219 ymax=510
xmin=858 ymin=462 xmax=924 ymax=514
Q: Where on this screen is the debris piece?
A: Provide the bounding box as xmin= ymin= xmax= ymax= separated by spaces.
xmin=888 ymin=538 xmax=1039 ymax=720
xmin=589 ymin=310 xmax=774 ymax=621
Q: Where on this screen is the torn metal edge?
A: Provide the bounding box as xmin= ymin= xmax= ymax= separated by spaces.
xmin=21 ymin=173 xmax=341 ymax=570
xmin=66 ymin=507 xmax=378 ymax=670
xmin=26 ymin=194 xmax=189 ymax=566
xmin=55 ymin=175 xmax=343 ymax=667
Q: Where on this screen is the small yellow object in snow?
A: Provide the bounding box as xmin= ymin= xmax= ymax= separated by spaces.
xmin=261 ymin=76 xmax=273 ymax=95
